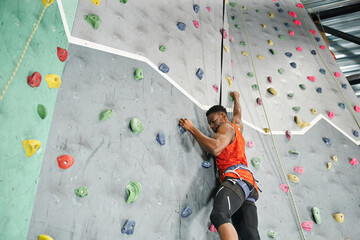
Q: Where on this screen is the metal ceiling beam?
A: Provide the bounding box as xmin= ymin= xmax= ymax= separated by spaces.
xmin=310 ymin=3 xmax=360 ymax=20
xmin=348 ymin=74 xmax=360 ymax=85
xmin=315 ymin=23 xmax=360 ymax=45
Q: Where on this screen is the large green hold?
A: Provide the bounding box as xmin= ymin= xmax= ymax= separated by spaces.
xmin=134 ymin=68 xmax=143 ymax=80
xmin=130 ymin=118 xmax=144 ymax=134
xmin=84 ymin=14 xmax=101 ymax=30
xmin=74 ymin=187 xmax=88 ymax=197
xmin=159 ymin=45 xmax=166 ymax=52
xmin=229 ymin=2 xmax=236 ymax=7
xmin=126 ymin=181 xmax=142 ymax=204
xmin=312 ymin=207 xmax=321 ymax=224
xmin=37 ymin=104 xmax=48 ymax=119
xmin=99 ymin=109 xmax=114 ymax=121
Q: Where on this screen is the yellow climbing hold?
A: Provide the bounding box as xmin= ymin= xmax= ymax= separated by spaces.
xmin=288 ymin=174 xmax=299 ymax=183
xmin=263 ymin=128 xmax=270 ymax=133
xmin=257 ymin=55 xmax=265 ymax=60
xmin=22 ymin=140 xmax=41 ymax=157
xmin=269 ymin=12 xmax=275 ymax=18
xmin=223 ymin=45 xmax=229 ymax=53
xmin=39 ymin=235 xmax=54 ymax=240
xmin=261 ymin=24 xmax=267 ymax=29
xmin=45 ymin=74 xmax=61 ymax=89
xmin=267 ymin=40 xmax=273 ymax=46
xmin=225 ymin=0 xmax=229 ymax=4
xmin=42 ymin=0 xmax=54 ymax=7
xmin=225 ymin=76 xmax=232 ymax=87
xmin=90 ymin=0 xmax=100 ymax=6
xmin=327 ymin=162 xmax=332 ymax=169
xmin=311 ymin=108 xmax=317 ymax=115
xmin=294 ymin=116 xmax=310 ymax=128
xmin=332 ymin=156 xmax=338 ymax=162
xmin=333 ymin=213 xmax=344 ymax=223
xmin=243 ymin=5 xmax=247 ymax=10
xmin=242 ymin=51 xmax=248 ymax=56
xmin=267 ymin=87 xmax=277 ymax=95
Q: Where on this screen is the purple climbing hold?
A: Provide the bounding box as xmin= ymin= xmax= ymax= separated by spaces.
xmin=159 ymin=63 xmax=170 ymax=73
xmin=285 ymin=52 xmax=292 ymax=57
xmin=196 ymin=68 xmax=204 ymax=80
xmin=323 ymin=137 xmax=332 ymax=145
xmin=290 ymin=62 xmax=297 ymax=68
xmin=319 ymin=68 xmax=326 ymax=74
xmin=181 ymin=206 xmax=193 ymax=218
xmin=179 ymin=124 xmax=186 ymax=133
xmin=202 ymin=161 xmax=212 ymax=168
xmin=284 ymin=22 xmax=290 ymax=28
xmin=316 ymin=87 xmax=322 ymax=93
xmin=311 ymin=50 xmax=317 ymax=55
xmin=353 ymin=130 xmax=359 ymax=137
xmin=341 ymin=83 xmax=347 ymax=89
xmin=338 ymin=102 xmax=345 ymax=109
xmin=193 ymin=4 xmax=200 ymax=13
xmin=156 ymin=133 xmax=166 ymax=145
xmin=315 ymin=37 xmax=321 ymax=42
xmin=177 ymin=22 xmax=186 ymax=31
xmin=121 ymin=219 xmax=136 ymax=235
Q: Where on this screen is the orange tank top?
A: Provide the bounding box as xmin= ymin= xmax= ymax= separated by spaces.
xmin=216 ymin=123 xmax=259 ymax=192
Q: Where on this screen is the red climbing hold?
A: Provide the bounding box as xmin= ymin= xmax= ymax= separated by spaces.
xmin=57 ymin=47 xmax=68 ymax=62
xmin=320 ymin=45 xmax=326 ymax=49
xmin=310 ymin=29 xmax=316 ymax=35
xmin=350 ymin=158 xmax=358 ymax=165
xmin=302 ymin=221 xmax=313 ymax=232
xmin=296 ymin=3 xmax=304 ymax=8
xmin=328 ymin=111 xmax=335 ymax=118
xmin=293 ymin=19 xmax=301 ymax=25
xmin=288 ymin=11 xmax=297 ymax=18
xmin=296 ymin=46 xmax=302 ymax=51
xmin=354 ymin=105 xmax=360 ymax=112
xmin=206 ymin=7 xmax=211 ymax=12
xmin=307 ymin=76 xmax=316 ymax=82
xmin=334 ymin=72 xmax=341 ymax=78
xmin=27 ymin=72 xmax=42 ymax=88
xmin=193 ymin=20 xmax=199 ymax=29
xmin=289 ymin=30 xmax=294 ymax=36
xmin=209 ymin=224 xmax=217 ymax=232
xmin=213 ymin=85 xmax=218 ymax=93
xmin=285 ymin=130 xmax=291 ymax=140
xmin=220 ymin=29 xmax=228 ymax=39
xmin=256 ymin=97 xmax=262 ymax=105
xmin=57 ymin=155 xmax=74 ymax=169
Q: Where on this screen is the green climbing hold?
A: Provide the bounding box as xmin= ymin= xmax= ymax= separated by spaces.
xmin=292 ymin=107 xmax=300 ymax=112
xmin=84 ymin=14 xmax=101 ymax=30
xmin=287 ymin=93 xmax=294 ymax=98
xmin=134 ymin=68 xmax=143 ymax=80
xmin=74 ymin=187 xmax=88 ymax=197
xmin=247 ymin=72 xmax=254 ymax=77
xmin=256 ymin=9 xmax=261 ymax=13
xmin=99 ymin=109 xmax=114 ymax=122
xmin=159 ymin=45 xmax=166 ymax=52
xmin=229 ymin=2 xmax=236 ymax=7
xmin=37 ymin=104 xmax=48 ymax=119
xmin=229 ymin=93 xmax=234 ymax=103
xmin=239 ymin=41 xmax=246 ymax=46
xmin=252 ymin=84 xmax=259 ymax=90
xmin=278 ymin=35 xmax=286 ymax=40
xmin=312 ymin=207 xmax=321 ymax=224
xmin=299 ymin=84 xmax=306 ymax=90
xmin=126 ymin=181 xmax=142 ymax=204
xmin=289 ymin=150 xmax=299 ymax=155
xmin=235 ymin=24 xmax=241 ymax=28
xmin=231 ymin=16 xmax=238 ymax=21
xmin=130 ymin=118 xmax=144 ymax=134
xmin=267 ymin=230 xmax=278 ymax=239
xmin=251 ymin=158 xmax=261 ymax=168
xmin=278 ymin=68 xmax=285 ymax=74
xmin=269 ymin=49 xmax=277 ymax=55
xmin=119 ymin=0 xmax=128 ymax=3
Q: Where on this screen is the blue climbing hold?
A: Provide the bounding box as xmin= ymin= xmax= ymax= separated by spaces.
xmin=275 ymin=3 xmax=280 ymax=7
xmin=354 ymin=130 xmax=359 ymax=137
xmin=196 ymin=68 xmax=204 ymax=80
xmin=285 ymin=52 xmax=292 ymax=57
xmin=177 ymin=22 xmax=186 ymax=31
xmin=284 ymin=22 xmax=290 ymax=28
xmin=274 ymin=26 xmax=279 ymax=32
xmin=319 ymin=68 xmax=326 ymax=74
xmin=290 ymin=62 xmax=297 ymax=68
xmin=311 ymin=50 xmax=317 ymax=55
xmin=316 ymin=87 xmax=322 ymax=93
xmin=323 ymin=137 xmax=332 ymax=145
xmin=193 ymin=4 xmax=200 ymax=13
xmin=159 ymin=63 xmax=170 ymax=73
xmin=121 ymin=219 xmax=136 ymax=235
xmin=156 ymin=133 xmax=166 ymax=145
xmin=179 ymin=125 xmax=186 ymax=133
xmin=341 ymin=83 xmax=347 ymax=89
xmin=278 ymin=8 xmax=284 ymax=13
xmin=181 ymin=206 xmax=193 ymax=218
xmin=202 ymin=161 xmax=212 ymax=168
xmin=338 ymin=102 xmax=345 ymax=109
xmin=315 ymin=37 xmax=321 ymax=42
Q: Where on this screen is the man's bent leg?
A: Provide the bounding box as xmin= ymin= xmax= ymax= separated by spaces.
xmin=231 ymin=200 xmax=260 ymax=240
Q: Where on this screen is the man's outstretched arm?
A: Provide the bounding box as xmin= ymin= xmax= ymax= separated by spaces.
xmin=179 ymin=119 xmax=233 ymax=156
xmin=230 ymin=91 xmax=244 ymax=133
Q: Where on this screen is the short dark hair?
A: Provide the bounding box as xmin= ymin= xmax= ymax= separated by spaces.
xmin=206 ymin=105 xmax=227 ymax=117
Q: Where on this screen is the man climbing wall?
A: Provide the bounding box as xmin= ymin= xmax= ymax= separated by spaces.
xmin=179 ymin=91 xmax=260 ymax=240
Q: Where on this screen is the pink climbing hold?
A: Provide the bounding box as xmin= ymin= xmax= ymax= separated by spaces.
xmin=310 ymin=29 xmax=316 ymax=35
xmin=293 ymin=19 xmax=302 ymax=25
xmin=302 ymin=221 xmax=313 ymax=232
xmin=231 ymin=59 xmax=234 ymax=68
xmin=285 ymin=130 xmax=291 ymax=140
xmin=289 ymin=30 xmax=295 ymax=36
xmin=256 ymin=97 xmax=262 ymax=105
xmin=206 ymin=7 xmax=211 ymax=12
xmin=288 ymin=11 xmax=297 ymax=18
xmin=334 ymin=72 xmax=341 ymax=77
xmin=296 ymin=46 xmax=302 ymax=51
xmin=328 ymin=111 xmax=335 ymax=118
xmin=246 ymin=141 xmax=255 ymax=148
xmin=294 ymin=166 xmax=304 ymax=174
xmin=221 ymin=29 xmax=228 ymax=39
xmin=209 ymin=224 xmax=217 ymax=232
xmin=350 ymin=158 xmax=358 ymax=165
xmin=354 ymin=105 xmax=360 ymax=112
xmin=229 ymin=35 xmax=234 ymax=43
xmin=320 ymin=45 xmax=326 ymax=49
xmin=307 ymin=76 xmax=316 ymax=82
xmin=280 ymin=184 xmax=289 ymax=193
xmin=296 ymin=3 xmax=304 ymax=8
xmin=213 ymin=85 xmax=218 ymax=93
xmin=193 ymin=20 xmax=199 ymax=29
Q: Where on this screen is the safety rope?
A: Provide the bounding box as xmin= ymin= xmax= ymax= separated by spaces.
xmin=234 ymin=1 xmax=307 ymax=239
xmin=0 ymin=0 xmax=50 ymax=101
xmin=295 ymin=0 xmax=360 ymax=130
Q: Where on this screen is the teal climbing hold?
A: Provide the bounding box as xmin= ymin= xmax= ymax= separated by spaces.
xmin=252 ymin=84 xmax=259 ymax=90
xmin=37 ymin=104 xmax=48 ymax=119
xmin=235 ymin=24 xmax=241 ymax=28
xmin=229 ymin=93 xmax=234 ymax=103
xmin=99 ymin=109 xmax=114 ymax=122
xmin=278 ymin=35 xmax=286 ymax=40
xmin=229 ymin=2 xmax=236 ymax=7
xmin=231 ymin=16 xmax=238 ymax=21
xmin=84 ymin=14 xmax=101 ymax=30
xmin=251 ymin=158 xmax=261 ymax=168
xmin=256 ymin=9 xmax=261 ymax=13
xmin=287 ymin=93 xmax=294 ymax=98
xmin=289 ymin=150 xmax=299 ymax=155
xmin=247 ymin=72 xmax=254 ymax=77
xmin=312 ymin=207 xmax=321 ymax=224
xmin=159 ymin=45 xmax=166 ymax=52
xmin=267 ymin=230 xmax=278 ymax=239
xmin=130 ymin=118 xmax=144 ymax=134
xmin=292 ymin=107 xmax=300 ymax=112
xmin=299 ymin=84 xmax=306 ymax=90
xmin=239 ymin=41 xmax=246 ymax=46
xmin=278 ymin=68 xmax=285 ymax=74
xmin=269 ymin=49 xmax=277 ymax=55
xmin=74 ymin=187 xmax=88 ymax=197
xmin=134 ymin=68 xmax=143 ymax=80
xmin=126 ymin=181 xmax=142 ymax=204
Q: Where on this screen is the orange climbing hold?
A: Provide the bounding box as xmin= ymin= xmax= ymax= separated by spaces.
xmin=57 ymin=155 xmax=75 ymax=169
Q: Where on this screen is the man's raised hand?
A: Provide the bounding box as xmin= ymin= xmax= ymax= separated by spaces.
xmin=179 ymin=118 xmax=194 ymax=132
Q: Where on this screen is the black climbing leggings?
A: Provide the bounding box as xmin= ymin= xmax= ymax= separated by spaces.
xmin=210 ymin=180 xmax=260 ymax=240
